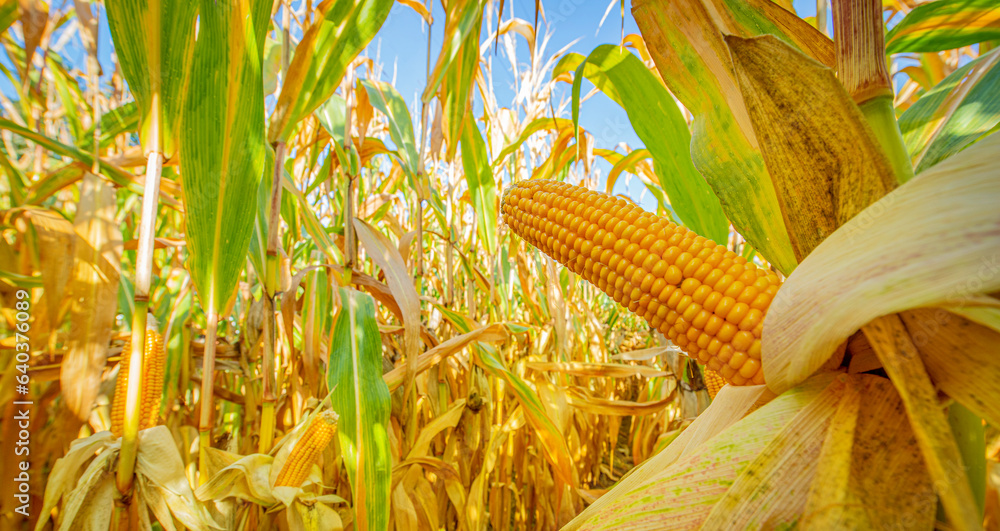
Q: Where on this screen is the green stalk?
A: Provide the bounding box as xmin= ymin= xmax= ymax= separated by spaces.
xmin=858 ymin=97 xmax=914 ymax=183
xmin=259 ymin=0 xmax=293 ymax=454
xmin=833 ymin=0 xmax=914 ymax=184
xmin=116 ymin=148 xmax=162 ymax=495
xmin=258 ymin=140 xmax=285 ymax=454
xmin=198 ymin=309 xmax=219 ymax=484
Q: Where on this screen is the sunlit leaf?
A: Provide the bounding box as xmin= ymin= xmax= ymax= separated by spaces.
xmin=105 ymin=0 xmax=196 ymax=157
xmin=461 ymin=115 xmax=498 ymax=254
xmin=568 ymin=44 xmax=728 ymax=244
xmin=432 ymin=0 xmax=485 ymax=160
xmin=885 ymin=0 xmax=1000 ymax=54
xmin=62 ymin=174 xmax=122 ymax=421
xmin=180 ymin=0 xmax=270 ymax=314
xmin=632 ymin=0 xmax=833 ymax=274
xmin=899 ymin=47 xmax=1000 ymax=173
xmin=434 ymin=304 xmax=577 ymax=487
xmin=422 ymin=0 xmax=486 ymax=103
xmin=327 ymin=288 xmax=392 ymax=531
xmin=361 ymin=79 xmax=420 ymax=181
xmin=863 ymin=315 xmax=981 ymax=529
xmin=269 ymin=0 xmax=393 ymax=142
xmin=569 ymin=374 xmax=834 ymax=530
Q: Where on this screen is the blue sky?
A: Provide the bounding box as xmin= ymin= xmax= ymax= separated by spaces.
xmin=2 ymin=0 xmax=831 ymax=212
xmin=359 ymin=0 xmax=827 ymax=209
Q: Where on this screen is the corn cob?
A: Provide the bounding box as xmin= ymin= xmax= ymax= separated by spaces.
xmin=702 ymin=368 xmax=726 ymax=399
xmin=501 ymin=179 xmax=782 ymax=386
xmin=274 ymin=410 xmax=339 ymax=488
xmin=110 ymin=327 xmax=165 ymax=437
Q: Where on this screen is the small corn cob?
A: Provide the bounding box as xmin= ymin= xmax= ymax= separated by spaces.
xmin=702 ymin=368 xmax=726 ymax=399
xmin=110 ymin=327 xmax=166 ymax=437
xmin=501 ymin=179 xmax=782 ymax=385
xmin=274 ymin=410 xmax=339 ymax=488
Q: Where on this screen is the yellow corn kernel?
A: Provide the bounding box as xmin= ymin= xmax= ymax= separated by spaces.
xmin=274 ymin=410 xmax=339 ymax=488
xmin=501 ymin=180 xmax=783 ymax=386
xmin=703 ymin=368 xmax=726 ymax=399
xmin=110 ymin=327 xmax=165 ymax=437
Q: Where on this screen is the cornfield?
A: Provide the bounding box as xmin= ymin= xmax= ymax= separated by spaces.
xmin=1 ymin=0 xmax=998 ymax=529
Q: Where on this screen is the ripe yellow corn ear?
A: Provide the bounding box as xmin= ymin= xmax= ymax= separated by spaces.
xmin=702 ymin=368 xmax=726 ymax=399
xmin=501 ymin=179 xmax=782 ymax=386
xmin=274 ymin=410 xmax=339 ymax=488
xmin=110 ymin=328 xmax=165 ymax=437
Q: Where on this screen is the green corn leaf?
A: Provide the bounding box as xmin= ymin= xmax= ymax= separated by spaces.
xmin=328 ymin=288 xmax=392 ymax=531
xmin=180 ymin=0 xmax=270 ymax=314
xmin=886 ymin=0 xmax=1000 ymax=54
xmin=269 ymin=0 xmax=393 ymax=143
xmin=461 ymin=115 xmax=498 ymax=254
xmin=422 ymin=0 xmax=486 ymax=103
xmin=900 ymin=48 xmax=1000 ymax=173
xmin=247 ymin=144 xmax=275 ymax=280
xmin=568 ymin=44 xmax=729 ymax=244
xmin=79 ymin=102 xmax=140 ymax=153
xmin=361 ymin=79 xmax=420 ymax=181
xmin=427 ymin=0 xmax=487 ymax=160
xmin=0 ymin=117 xmax=150 ymax=199
xmin=105 ymin=0 xmax=197 ymax=157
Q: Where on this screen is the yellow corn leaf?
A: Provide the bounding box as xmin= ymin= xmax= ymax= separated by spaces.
xmin=726 ymin=34 xmax=897 ymax=261
xmin=863 ymin=315 xmax=981 ymax=529
xmin=51 ymin=448 xmax=117 ymax=531
xmin=390 ymin=457 xmax=468 ymax=530
xmin=800 ymin=374 xmax=933 ymax=529
xmin=435 ymin=304 xmax=577 ymax=487
xmin=611 ymin=345 xmax=672 ymax=361
xmin=563 ymin=382 xmax=773 ymax=530
xmin=196 ymin=453 xmax=277 ymax=507
xmin=570 ymin=374 xmax=836 ymax=530
xmin=563 ymin=385 xmax=676 ymax=416
xmin=382 ymin=324 xmax=507 ymax=392
xmin=900 ymin=309 xmax=1000 ymax=428
xmin=763 ymin=132 xmax=1000 ymax=393
xmin=525 ymin=361 xmax=671 ymax=379
xmin=603 ymin=147 xmax=652 ymax=196
xmin=62 ymin=174 xmax=122 ymax=420
xmin=15 ymin=208 xmax=75 ymax=327
xmin=631 ymin=0 xmax=834 ymax=274
xmin=397 ymin=0 xmax=431 ymax=24
xmin=405 ymin=399 xmax=467 ymax=460
xmin=286 ymin=499 xmax=344 ymax=531
xmin=35 ymin=432 xmax=116 ymax=531
xmin=37 ymin=427 xmax=216 ymax=531
xmin=392 ymin=482 xmax=420 ymax=530
xmin=699 ymin=377 xmax=849 ymax=528
xmin=133 ymin=427 xmax=218 ymax=531
xmin=355 ymin=218 xmax=421 ymax=402
xmin=468 ymin=407 xmax=525 ymax=531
